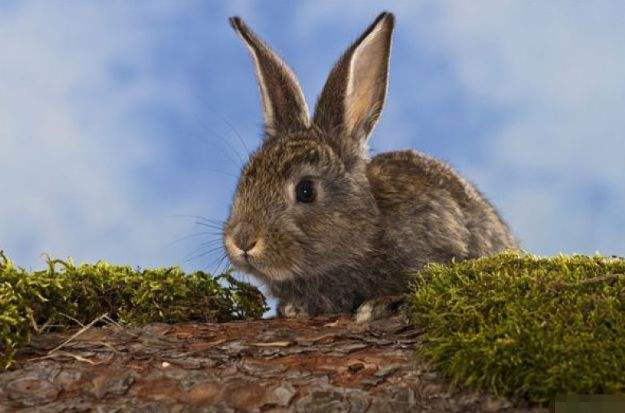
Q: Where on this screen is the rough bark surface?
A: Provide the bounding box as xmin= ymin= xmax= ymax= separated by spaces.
xmin=0 ymin=313 xmax=544 ymax=412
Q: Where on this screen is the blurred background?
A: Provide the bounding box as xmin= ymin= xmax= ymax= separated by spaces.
xmin=1 ymin=1 xmax=624 ymax=294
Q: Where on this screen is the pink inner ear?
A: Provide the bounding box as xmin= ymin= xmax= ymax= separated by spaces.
xmin=344 ymin=22 xmax=392 ymax=138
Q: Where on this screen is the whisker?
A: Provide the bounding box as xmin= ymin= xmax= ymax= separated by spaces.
xmin=194 ymin=224 xmax=222 ymax=233
xmin=186 ymin=245 xmax=225 ymax=263
xmin=187 ymin=112 xmax=246 ymax=167
xmin=212 ymin=110 xmax=250 ymax=155
xmin=211 ymin=253 xmax=230 ymax=275
xmin=167 ymin=231 xmax=221 ymax=246
xmin=199 ymin=168 xmax=239 ymax=179
xmin=195 ymin=222 xmax=224 ymax=232
xmin=191 ymin=216 xmax=226 ymax=226
xmin=200 ymin=99 xmax=251 ymax=156
xmin=166 ymin=215 xmax=224 ymax=230
xmin=165 ymin=214 xmax=225 ymax=225
xmin=193 ymin=133 xmax=242 ymax=171
xmin=185 ymin=242 xmax=221 ymax=262
xmin=195 ymin=239 xmax=224 ymax=249
xmin=208 ymin=130 xmax=245 ymax=165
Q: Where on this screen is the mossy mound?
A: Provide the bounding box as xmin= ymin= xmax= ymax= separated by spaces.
xmin=0 ymin=251 xmax=267 ymax=369
xmin=410 ymin=251 xmax=625 ymax=403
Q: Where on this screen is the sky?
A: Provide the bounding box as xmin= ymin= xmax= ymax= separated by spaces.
xmin=1 ymin=1 xmax=624 ymax=289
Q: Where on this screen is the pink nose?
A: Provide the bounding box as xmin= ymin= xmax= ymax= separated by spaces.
xmin=232 ymin=224 xmax=257 ymax=253
xmin=240 ymin=239 xmax=257 ymax=253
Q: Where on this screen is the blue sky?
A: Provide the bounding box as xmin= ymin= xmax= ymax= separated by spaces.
xmin=1 ymin=1 xmax=624 ymax=283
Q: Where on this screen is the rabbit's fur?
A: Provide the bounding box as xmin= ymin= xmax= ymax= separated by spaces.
xmin=224 ymin=12 xmax=518 ymax=317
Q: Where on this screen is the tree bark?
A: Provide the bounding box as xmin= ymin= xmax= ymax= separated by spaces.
xmin=0 ymin=313 xmax=542 ymax=412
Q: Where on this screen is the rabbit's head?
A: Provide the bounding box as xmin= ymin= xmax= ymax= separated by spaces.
xmin=224 ymin=13 xmax=394 ymax=282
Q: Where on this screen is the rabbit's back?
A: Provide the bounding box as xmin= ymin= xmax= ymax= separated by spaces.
xmin=367 ymin=150 xmax=518 ymax=270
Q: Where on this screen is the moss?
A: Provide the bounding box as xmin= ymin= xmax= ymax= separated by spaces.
xmin=0 ymin=251 xmax=267 ymax=369
xmin=409 ymin=251 xmax=625 ymax=403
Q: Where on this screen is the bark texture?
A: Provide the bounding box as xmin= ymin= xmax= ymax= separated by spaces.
xmin=0 ymin=313 xmax=544 ymax=412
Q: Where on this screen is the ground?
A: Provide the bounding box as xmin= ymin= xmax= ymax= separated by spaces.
xmin=0 ymin=312 xmax=544 ymax=412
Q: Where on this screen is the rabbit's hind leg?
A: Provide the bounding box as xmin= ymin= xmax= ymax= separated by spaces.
xmin=277 ymin=301 xmax=310 ymax=319
xmin=354 ymin=294 xmax=407 ymax=324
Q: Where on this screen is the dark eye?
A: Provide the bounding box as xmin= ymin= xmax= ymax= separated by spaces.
xmin=295 ymin=179 xmax=315 ymax=203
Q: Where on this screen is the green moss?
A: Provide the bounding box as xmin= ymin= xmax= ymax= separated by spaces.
xmin=409 ymin=251 xmax=625 ymax=403
xmin=0 ymin=251 xmax=267 ymax=369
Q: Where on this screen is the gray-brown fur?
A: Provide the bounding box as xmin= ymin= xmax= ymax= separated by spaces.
xmin=224 ymin=12 xmax=518 ymax=316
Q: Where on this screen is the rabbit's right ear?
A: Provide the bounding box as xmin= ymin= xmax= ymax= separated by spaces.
xmin=313 ymin=12 xmax=394 ymax=166
xmin=230 ymin=17 xmax=310 ymax=135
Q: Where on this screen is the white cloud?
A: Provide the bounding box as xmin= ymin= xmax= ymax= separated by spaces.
xmin=0 ymin=2 xmax=204 ymax=268
xmin=1 ymin=0 xmax=623 ymax=280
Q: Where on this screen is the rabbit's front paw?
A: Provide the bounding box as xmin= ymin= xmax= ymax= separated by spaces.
xmin=354 ymin=295 xmax=406 ymax=324
xmin=278 ymin=302 xmax=310 ymax=319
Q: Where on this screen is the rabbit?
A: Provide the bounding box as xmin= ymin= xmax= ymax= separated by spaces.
xmin=223 ymin=12 xmax=518 ymax=319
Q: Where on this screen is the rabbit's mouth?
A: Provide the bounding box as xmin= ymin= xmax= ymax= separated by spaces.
xmin=226 ymin=249 xmax=261 ymax=276
xmin=224 ymin=234 xmax=299 ymax=281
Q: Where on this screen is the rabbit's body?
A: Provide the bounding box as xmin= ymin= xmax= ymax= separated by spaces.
xmin=368 ymin=150 xmax=517 ymax=266
xmin=225 ymin=12 xmax=518 ymax=317
xmin=266 ymin=149 xmax=517 ymax=316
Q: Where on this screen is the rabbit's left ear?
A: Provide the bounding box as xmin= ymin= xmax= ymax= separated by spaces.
xmin=313 ymin=12 xmax=394 ymax=162
xmin=230 ymin=17 xmax=310 ymax=135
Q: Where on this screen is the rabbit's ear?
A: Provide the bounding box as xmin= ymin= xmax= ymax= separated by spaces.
xmin=313 ymin=12 xmax=394 ymax=158
xmin=230 ymin=17 xmax=310 ymax=134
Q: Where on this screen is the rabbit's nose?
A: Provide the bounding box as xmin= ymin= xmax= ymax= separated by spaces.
xmin=241 ymin=239 xmax=257 ymax=253
xmin=232 ymin=225 xmax=258 ymax=253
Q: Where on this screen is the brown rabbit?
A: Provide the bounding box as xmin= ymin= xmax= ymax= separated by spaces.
xmin=224 ymin=12 xmax=518 ymax=318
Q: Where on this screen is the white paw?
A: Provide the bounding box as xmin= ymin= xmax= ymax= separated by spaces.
xmin=354 ymin=301 xmax=374 ymax=324
xmin=354 ymin=295 xmax=406 ymax=324
xmin=279 ymin=302 xmax=309 ymax=318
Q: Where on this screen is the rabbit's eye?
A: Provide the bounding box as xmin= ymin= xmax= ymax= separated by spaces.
xmin=295 ymin=179 xmax=315 ymax=203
